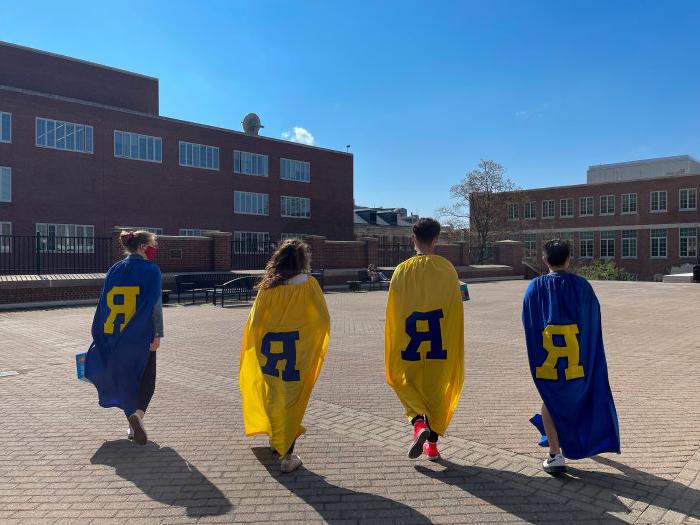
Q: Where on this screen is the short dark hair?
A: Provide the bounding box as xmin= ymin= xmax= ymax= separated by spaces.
xmin=413 ymin=217 xmax=441 ymax=244
xmin=543 ymin=239 xmax=570 ymax=266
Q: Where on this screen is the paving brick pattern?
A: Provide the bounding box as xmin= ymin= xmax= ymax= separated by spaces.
xmin=1 ymin=281 xmax=699 ymax=524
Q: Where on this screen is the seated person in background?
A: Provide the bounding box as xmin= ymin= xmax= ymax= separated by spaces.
xmin=368 ymin=264 xmax=389 ymax=282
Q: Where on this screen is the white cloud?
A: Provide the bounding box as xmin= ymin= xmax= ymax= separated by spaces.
xmin=281 ymin=127 xmax=315 ymax=145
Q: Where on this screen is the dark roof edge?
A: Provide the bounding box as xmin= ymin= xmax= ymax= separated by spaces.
xmin=0 ymin=84 xmax=353 ymax=157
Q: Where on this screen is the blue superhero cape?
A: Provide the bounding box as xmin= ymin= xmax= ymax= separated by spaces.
xmin=522 ymin=272 xmax=620 ymax=460
xmin=85 ymin=257 xmax=161 ymax=415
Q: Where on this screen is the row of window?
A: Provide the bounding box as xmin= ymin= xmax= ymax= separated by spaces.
xmin=0 ymin=167 xmax=10 ymax=203
xmin=233 ymin=192 xmax=311 ymax=218
xmin=0 ymin=112 xmax=311 ymax=181
xmin=523 ymin=228 xmax=698 ymax=259
xmin=509 ymin=189 xmax=698 ymax=220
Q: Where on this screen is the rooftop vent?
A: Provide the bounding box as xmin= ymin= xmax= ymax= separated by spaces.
xmin=242 ymin=113 xmax=264 ymax=136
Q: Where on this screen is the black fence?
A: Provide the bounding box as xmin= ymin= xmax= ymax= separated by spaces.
xmin=378 ymin=238 xmax=415 ymax=267
xmin=0 ymin=235 xmax=114 ymax=275
xmin=231 ymin=240 xmax=276 ymax=270
xmin=469 ymin=243 xmax=494 ymax=265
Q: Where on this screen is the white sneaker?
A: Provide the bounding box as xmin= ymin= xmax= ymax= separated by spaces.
xmin=543 ymin=453 xmax=567 ymax=474
xmin=280 ymin=454 xmax=303 ymax=473
xmin=127 ymin=426 xmax=134 ymax=440
xmin=128 ymin=413 xmax=148 ymax=445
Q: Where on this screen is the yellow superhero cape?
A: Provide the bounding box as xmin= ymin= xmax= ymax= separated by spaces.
xmin=239 ymin=277 xmax=330 ymax=455
xmin=385 ymin=255 xmax=464 ymax=436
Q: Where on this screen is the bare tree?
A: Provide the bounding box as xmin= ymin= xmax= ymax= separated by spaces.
xmin=438 ymin=159 xmax=523 ymax=263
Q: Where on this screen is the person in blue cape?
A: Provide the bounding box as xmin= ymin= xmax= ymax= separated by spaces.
xmin=85 ymin=230 xmax=163 ymax=446
xmin=522 ymin=239 xmax=620 ymax=474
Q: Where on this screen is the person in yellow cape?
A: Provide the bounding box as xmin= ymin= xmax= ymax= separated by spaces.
xmin=239 ymin=239 xmax=330 ymax=473
xmin=385 ymin=218 xmax=464 ymax=461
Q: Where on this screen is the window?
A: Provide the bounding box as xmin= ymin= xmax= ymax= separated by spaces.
xmin=507 ymin=203 xmax=519 ymax=220
xmin=179 ymin=141 xmax=219 ymax=170
xmin=579 ymin=196 xmax=594 ymax=217
xmin=179 ymin=229 xmax=203 ymax=237
xmin=233 ymin=231 xmax=270 ymax=253
xmin=622 ymin=230 xmax=637 ymax=258
xmin=600 ymin=231 xmax=615 ymax=258
xmin=1 ymin=112 xmax=11 ymax=143
xmin=651 ymin=228 xmax=667 ymax=258
xmin=281 ymin=196 xmax=311 ymax=218
xmin=560 ymin=198 xmax=573 ymax=218
xmin=36 ymin=117 xmax=93 ymax=153
xmin=579 ymin=231 xmax=594 ymax=258
xmin=0 ymin=222 xmax=10 ymax=253
xmin=600 ymin=195 xmax=615 ymax=215
xmin=0 ymin=167 xmax=10 ymax=203
xmin=680 ymin=188 xmax=697 ymax=211
xmin=234 ymin=150 xmax=268 ymax=177
xmin=36 ymin=223 xmax=95 ymax=253
xmin=524 ymin=201 xmax=536 ymax=219
xmin=280 ymin=158 xmax=310 ymax=182
xmin=116 ymin=226 xmax=163 ymax=235
xmin=542 ymin=200 xmax=555 ymax=219
xmin=680 ymin=228 xmax=697 ymax=258
xmin=280 ymin=233 xmax=308 ymax=241
xmin=114 ymin=131 xmax=162 ymax=162
xmin=650 ymin=191 xmax=667 ymax=212
xmin=524 ymin=233 xmax=537 ymax=258
xmin=621 ymin=193 xmax=637 ymax=214
xmin=234 ymin=191 xmax=269 ymax=215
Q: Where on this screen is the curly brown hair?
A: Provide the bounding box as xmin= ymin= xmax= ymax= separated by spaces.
xmin=256 ymin=239 xmax=311 ymax=290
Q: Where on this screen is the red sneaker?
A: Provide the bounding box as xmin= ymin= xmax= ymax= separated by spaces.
xmin=423 ymin=441 xmax=440 ymax=461
xmin=409 ymin=420 xmax=430 ymax=459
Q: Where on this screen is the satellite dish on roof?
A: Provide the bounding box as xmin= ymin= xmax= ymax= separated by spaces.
xmin=242 ymin=113 xmax=264 ymax=136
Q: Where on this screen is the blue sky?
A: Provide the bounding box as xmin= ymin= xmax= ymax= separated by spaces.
xmin=3 ymin=1 xmax=700 ymax=217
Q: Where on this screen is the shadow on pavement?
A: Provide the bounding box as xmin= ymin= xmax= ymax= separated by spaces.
xmin=91 ymin=440 xmax=233 ymax=518
xmin=417 ymin=456 xmax=700 ymax=523
xmin=252 ymin=447 xmax=432 ymax=524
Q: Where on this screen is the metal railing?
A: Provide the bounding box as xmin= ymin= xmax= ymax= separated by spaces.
xmin=469 ymin=243 xmax=495 ymax=265
xmin=0 ymin=234 xmax=113 ymax=275
xmin=378 ymin=238 xmax=415 ymax=267
xmin=231 ymin=240 xmax=276 ymax=270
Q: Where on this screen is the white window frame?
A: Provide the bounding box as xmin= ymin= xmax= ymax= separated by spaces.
xmin=507 ymin=203 xmax=519 ymax=221
xmin=650 ymin=229 xmax=667 ymax=258
xmin=35 ymin=117 xmax=94 ymax=154
xmin=178 ymin=141 xmax=220 ymax=170
xmin=560 ymin=198 xmax=573 ymax=218
xmin=234 ymin=191 xmax=269 ymax=216
xmin=650 ymin=191 xmax=667 ymax=213
xmin=280 ymin=233 xmax=308 ymax=241
xmin=542 ymin=200 xmax=555 ymax=219
xmin=679 ymin=188 xmax=697 ymax=211
xmin=579 ymin=196 xmax=594 ymax=217
xmin=621 ymin=193 xmax=637 ymax=214
xmin=679 ymin=227 xmax=697 ymax=258
xmin=281 ymin=195 xmax=311 ymax=218
xmin=116 ymin=226 xmax=163 ymax=235
xmin=114 ymin=130 xmax=162 ymax=163
xmin=280 ymin=158 xmax=311 ymax=183
xmin=524 ymin=201 xmax=536 ymax=220
xmin=524 ymin=233 xmax=537 ymax=258
xmin=179 ymin=229 xmax=204 ymax=237
xmin=234 ymin=150 xmax=268 ymax=177
xmin=600 ymin=195 xmax=615 ymax=216
xmin=36 ymin=223 xmax=95 ymax=253
xmin=621 ymin=230 xmax=637 ymax=259
xmin=579 ymin=232 xmax=594 ymax=258
xmin=0 ymin=166 xmax=11 ymax=203
xmin=0 ymin=221 xmax=11 ymax=253
xmin=0 ymin=111 xmax=11 ymax=143
xmin=233 ymin=231 xmax=270 ymax=253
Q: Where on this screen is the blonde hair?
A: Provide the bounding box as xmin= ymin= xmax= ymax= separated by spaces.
xmin=256 ymin=239 xmax=311 ymax=290
xmin=119 ymin=230 xmax=155 ymax=254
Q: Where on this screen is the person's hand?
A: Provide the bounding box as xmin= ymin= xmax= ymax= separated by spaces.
xmin=150 ymin=337 xmax=161 ymax=352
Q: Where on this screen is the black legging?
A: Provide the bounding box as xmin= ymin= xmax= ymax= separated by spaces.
xmin=411 ymin=415 xmax=439 ymax=443
xmin=137 ymin=352 xmax=157 ymax=413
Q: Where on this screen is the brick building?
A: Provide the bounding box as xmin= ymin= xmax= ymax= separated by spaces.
xmin=0 ymin=41 xmax=354 ymax=251
xmin=353 ymin=206 xmax=418 ymax=239
xmin=495 ymin=156 xmax=699 ymax=281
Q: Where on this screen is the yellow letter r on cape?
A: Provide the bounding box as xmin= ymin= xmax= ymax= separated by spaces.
xmin=104 ymin=286 xmax=140 ymax=334
xmin=536 ymin=324 xmax=585 ymax=381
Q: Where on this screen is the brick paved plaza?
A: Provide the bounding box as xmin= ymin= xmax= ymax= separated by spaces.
xmin=1 ymin=280 xmax=699 ymax=524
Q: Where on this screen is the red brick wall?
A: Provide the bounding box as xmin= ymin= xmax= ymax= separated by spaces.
xmin=0 ymin=284 xmax=102 ymax=305
xmin=0 ymin=88 xmax=354 ymax=241
xmin=112 ymin=232 xmax=216 ymax=272
xmin=435 ymin=244 xmax=462 ymax=266
xmin=0 ymin=42 xmax=159 ymax=114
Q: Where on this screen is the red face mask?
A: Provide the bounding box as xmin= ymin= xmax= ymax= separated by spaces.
xmin=144 ymin=246 xmax=157 ymax=261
